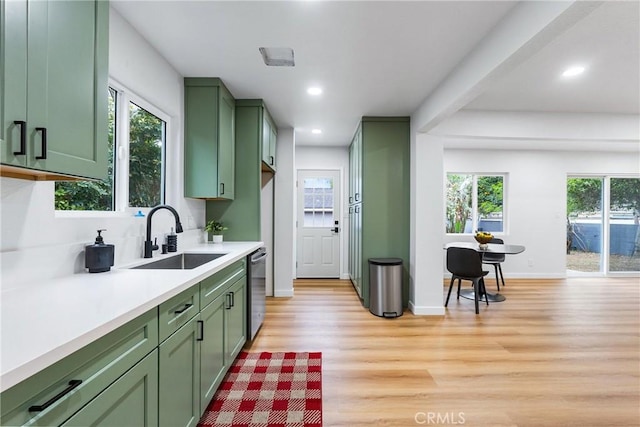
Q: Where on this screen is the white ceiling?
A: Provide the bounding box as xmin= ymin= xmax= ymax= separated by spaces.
xmin=112 ymin=1 xmax=639 ymax=147
xmin=465 ymin=1 xmax=640 ymax=115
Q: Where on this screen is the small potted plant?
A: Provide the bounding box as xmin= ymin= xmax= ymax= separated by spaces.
xmin=205 ymin=219 xmax=228 ymax=244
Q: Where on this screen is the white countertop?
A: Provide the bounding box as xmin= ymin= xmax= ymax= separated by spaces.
xmin=0 ymin=241 xmax=262 ymax=393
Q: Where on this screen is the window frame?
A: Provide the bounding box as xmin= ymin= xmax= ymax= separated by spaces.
xmin=445 ymin=172 xmax=507 ymax=235
xmin=55 ymin=79 xmax=170 ymax=216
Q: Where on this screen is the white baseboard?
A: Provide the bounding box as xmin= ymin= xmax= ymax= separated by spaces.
xmin=340 ymin=273 xmax=351 ymax=280
xmin=273 ymin=288 xmax=294 ymax=297
xmin=408 ymin=301 xmax=445 ymax=316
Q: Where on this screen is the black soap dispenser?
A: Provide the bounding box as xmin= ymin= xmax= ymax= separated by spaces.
xmin=85 ymin=229 xmax=115 ymax=273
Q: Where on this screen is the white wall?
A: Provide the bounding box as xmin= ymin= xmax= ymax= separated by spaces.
xmin=1 ymin=7 xmax=205 ymax=287
xmin=273 ymin=128 xmax=296 ymax=297
xmin=443 ymin=147 xmax=640 ymax=277
xmin=410 ymin=133 xmax=445 ymax=315
xmin=261 ymin=173 xmax=274 ymax=296
xmin=295 ymin=146 xmax=350 ymax=279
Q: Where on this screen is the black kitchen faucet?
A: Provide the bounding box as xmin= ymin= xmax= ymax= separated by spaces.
xmin=144 ymin=205 xmax=184 ymax=258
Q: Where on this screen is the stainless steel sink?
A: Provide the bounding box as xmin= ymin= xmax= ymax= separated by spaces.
xmin=132 ymin=253 xmax=226 ymax=270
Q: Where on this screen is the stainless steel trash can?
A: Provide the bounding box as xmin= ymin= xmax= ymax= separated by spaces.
xmin=369 ymin=258 xmax=403 ymax=318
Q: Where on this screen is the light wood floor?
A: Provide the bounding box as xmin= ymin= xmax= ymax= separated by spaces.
xmin=244 ymin=277 xmax=640 ymax=427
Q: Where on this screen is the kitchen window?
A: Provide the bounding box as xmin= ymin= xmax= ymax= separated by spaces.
xmin=55 ymin=84 xmax=167 ymax=211
xmin=446 ymin=173 xmax=505 ymax=234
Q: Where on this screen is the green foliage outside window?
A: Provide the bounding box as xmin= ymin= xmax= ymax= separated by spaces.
xmin=566 ymin=178 xmax=602 ymax=216
xmin=128 ymin=103 xmax=163 ymax=208
xmin=446 ymin=174 xmax=504 ymax=233
xmin=567 ymin=177 xmax=639 ymax=215
xmin=477 ymin=176 xmax=503 ymax=217
xmin=446 ymin=174 xmax=472 ymax=233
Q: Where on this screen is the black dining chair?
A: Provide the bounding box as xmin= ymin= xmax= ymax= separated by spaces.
xmin=445 ymin=247 xmax=490 ymax=314
xmin=482 ymin=238 xmax=506 ymax=291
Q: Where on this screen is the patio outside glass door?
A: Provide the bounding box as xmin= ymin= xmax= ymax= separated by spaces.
xmin=567 ymin=176 xmax=640 ymax=275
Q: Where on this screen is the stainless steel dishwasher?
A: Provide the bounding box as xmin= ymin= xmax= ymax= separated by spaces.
xmin=247 ymin=247 xmax=267 ymax=341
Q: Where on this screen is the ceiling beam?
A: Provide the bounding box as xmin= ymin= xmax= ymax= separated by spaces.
xmin=412 ymin=1 xmax=603 ymax=134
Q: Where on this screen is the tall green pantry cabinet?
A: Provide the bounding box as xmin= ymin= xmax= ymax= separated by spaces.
xmin=348 ymin=117 xmax=410 ymax=309
xmin=0 ymin=0 xmax=109 ymax=180
xmin=206 ymin=100 xmax=277 ymax=240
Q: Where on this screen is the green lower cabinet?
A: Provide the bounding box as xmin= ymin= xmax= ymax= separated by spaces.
xmin=199 ymin=295 xmax=226 ymax=412
xmin=159 ymin=316 xmax=200 ymax=427
xmin=225 ymin=277 xmax=246 ymax=362
xmin=61 ymin=350 xmax=159 ymax=427
xmin=0 ymin=309 xmax=158 ymax=427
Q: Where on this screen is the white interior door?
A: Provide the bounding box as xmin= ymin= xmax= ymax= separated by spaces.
xmin=296 ymin=170 xmax=341 ymax=278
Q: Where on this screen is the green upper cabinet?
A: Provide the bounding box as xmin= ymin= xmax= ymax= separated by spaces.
xmin=0 ymin=0 xmax=109 ymax=180
xmin=184 ymin=78 xmax=235 ymax=200
xmin=261 ymin=108 xmax=277 ymax=172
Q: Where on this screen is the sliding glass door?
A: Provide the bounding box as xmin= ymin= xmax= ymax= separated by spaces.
xmin=567 ymin=177 xmax=603 ymax=273
xmin=567 ymin=176 xmax=640 ymax=275
xmin=609 ymin=178 xmax=640 ymax=272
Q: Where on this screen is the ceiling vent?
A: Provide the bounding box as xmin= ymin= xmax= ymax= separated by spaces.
xmin=259 ymin=47 xmax=295 ymax=67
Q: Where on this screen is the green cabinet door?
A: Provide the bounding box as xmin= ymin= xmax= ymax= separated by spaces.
xmin=0 ymin=0 xmax=28 ymax=167
xmin=225 ymin=276 xmax=246 ymax=362
xmin=61 ymin=350 xmax=159 ymax=427
xmin=1 ymin=0 xmax=109 ymax=179
xmin=184 ymin=78 xmax=235 ymax=200
xmin=218 ymin=87 xmax=235 ymax=199
xmin=261 ymin=108 xmax=276 ymax=171
xmin=199 ymin=295 xmax=226 ymax=414
xmin=159 ymin=316 xmax=200 ymax=427
xmin=269 ymin=125 xmax=277 ymax=171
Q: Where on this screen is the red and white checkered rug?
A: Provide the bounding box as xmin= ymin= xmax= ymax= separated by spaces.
xmin=198 ymin=351 xmax=323 ymax=427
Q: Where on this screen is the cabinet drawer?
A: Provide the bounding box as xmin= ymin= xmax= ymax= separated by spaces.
xmin=0 ymin=309 xmax=158 ymax=427
xmin=61 ymin=350 xmax=159 ymax=427
xmin=200 ymin=259 xmax=246 ymax=309
xmin=159 ymin=284 xmax=200 ymax=343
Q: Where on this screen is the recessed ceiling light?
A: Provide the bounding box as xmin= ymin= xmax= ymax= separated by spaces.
xmin=562 ymin=66 xmax=585 ymax=77
xmin=307 ymin=87 xmax=322 ymax=95
xmin=311 ymin=129 xmax=322 ymax=134
xmin=259 ymin=47 xmax=295 ymax=67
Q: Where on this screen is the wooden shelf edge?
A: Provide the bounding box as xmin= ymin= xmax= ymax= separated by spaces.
xmin=1 ymin=165 xmax=83 ymax=181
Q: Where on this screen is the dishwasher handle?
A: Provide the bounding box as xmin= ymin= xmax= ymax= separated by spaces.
xmin=251 ymin=250 xmax=268 ymax=264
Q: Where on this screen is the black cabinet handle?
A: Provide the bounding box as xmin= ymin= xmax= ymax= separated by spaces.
xmin=355 ymin=192 xmax=360 ymax=202
xmin=269 ymin=155 xmax=274 ymax=166
xmin=230 ymin=291 xmax=235 ymax=307
xmin=355 ymin=205 xmax=360 ymax=213
xmin=225 ymin=293 xmax=232 ymax=309
xmin=349 ymin=196 xmax=353 ymax=204
xmin=29 ymin=380 xmax=82 ymax=412
xmin=174 ymin=303 xmax=193 ymax=314
xmin=220 ymin=183 xmax=225 ymax=195
xmin=35 ymin=127 xmax=47 ymax=160
xmin=13 ymin=121 xmax=26 ymax=155
xmin=197 ymin=320 xmax=204 ymax=341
